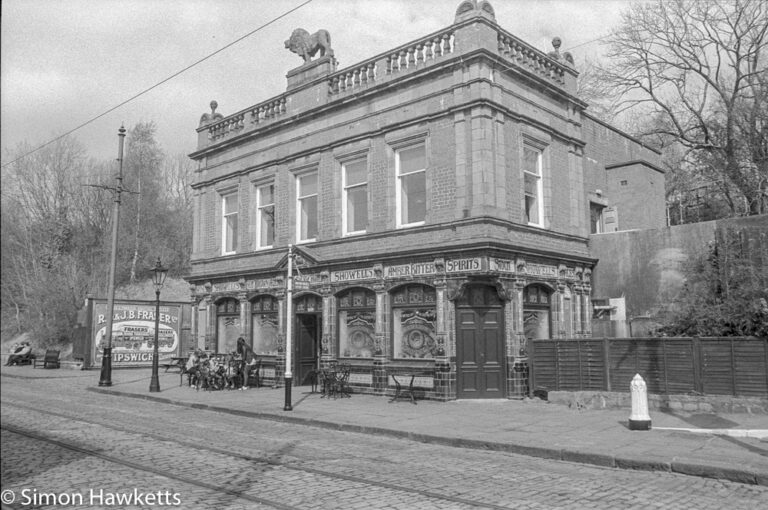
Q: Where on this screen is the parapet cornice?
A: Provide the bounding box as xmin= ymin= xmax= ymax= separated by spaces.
xmin=191 ymin=14 xmax=581 ymax=159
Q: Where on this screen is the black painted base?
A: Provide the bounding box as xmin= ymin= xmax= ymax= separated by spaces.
xmin=98 ymin=348 xmax=112 ymax=387
xmin=629 ymin=419 xmax=652 ymax=431
xmin=284 ymin=376 xmax=293 ymax=411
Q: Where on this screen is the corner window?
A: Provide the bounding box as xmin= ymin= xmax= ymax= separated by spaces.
xmin=590 ymin=202 xmax=605 ymax=234
xmin=297 ymin=172 xmax=318 ymax=242
xmin=222 ymin=192 xmax=238 ymax=255
xmin=396 ymin=144 xmax=426 ymax=227
xmin=523 ymin=146 xmax=543 ymax=226
xmin=342 ymin=158 xmax=368 ymax=235
xmin=256 ymin=183 xmax=275 ymax=249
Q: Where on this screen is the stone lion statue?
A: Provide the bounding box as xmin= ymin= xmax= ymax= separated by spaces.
xmin=284 ymin=28 xmax=333 ymax=63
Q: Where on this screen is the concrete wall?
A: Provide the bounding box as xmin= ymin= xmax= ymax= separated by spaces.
xmin=589 ymin=215 xmax=768 ymax=322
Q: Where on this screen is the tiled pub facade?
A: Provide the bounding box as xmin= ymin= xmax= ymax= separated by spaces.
xmin=187 ymin=1 xmax=664 ymax=400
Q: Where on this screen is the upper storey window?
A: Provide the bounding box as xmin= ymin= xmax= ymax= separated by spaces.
xmin=590 ymin=202 xmax=605 ymax=234
xmin=343 ymin=158 xmax=368 ymax=235
xmin=523 ymin=146 xmax=544 ymax=226
xmin=256 ymin=183 xmax=275 ymax=249
xmin=221 ymin=191 xmax=238 ymax=255
xmin=396 ymin=144 xmax=427 ymax=228
xmin=297 ymin=171 xmax=318 ymax=242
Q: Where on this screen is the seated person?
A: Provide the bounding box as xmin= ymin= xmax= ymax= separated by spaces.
xmin=6 ymin=342 xmax=32 ymax=366
xmin=185 ymin=350 xmax=200 ymax=372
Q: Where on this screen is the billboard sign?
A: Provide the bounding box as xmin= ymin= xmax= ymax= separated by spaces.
xmin=92 ymin=301 xmax=183 ymax=367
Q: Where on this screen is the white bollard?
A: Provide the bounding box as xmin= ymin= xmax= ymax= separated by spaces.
xmin=629 ymin=373 xmax=652 ymax=430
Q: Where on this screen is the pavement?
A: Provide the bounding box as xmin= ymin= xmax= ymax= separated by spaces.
xmin=3 ymin=364 xmax=767 ymax=487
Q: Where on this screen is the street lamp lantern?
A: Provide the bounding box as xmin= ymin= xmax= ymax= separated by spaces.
xmin=151 ymin=257 xmax=169 ymax=290
xmin=149 ymin=257 xmax=168 ymax=393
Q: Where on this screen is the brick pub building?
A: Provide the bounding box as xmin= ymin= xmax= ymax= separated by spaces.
xmin=187 ymin=1 xmax=665 ymax=400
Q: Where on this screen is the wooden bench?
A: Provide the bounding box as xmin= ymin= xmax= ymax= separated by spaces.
xmin=33 ymin=349 xmax=60 ymax=369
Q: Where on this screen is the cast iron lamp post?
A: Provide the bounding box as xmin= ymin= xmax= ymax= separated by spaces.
xmin=149 ymin=257 xmax=168 ymax=393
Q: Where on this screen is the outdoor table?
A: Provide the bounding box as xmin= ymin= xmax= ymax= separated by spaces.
xmin=389 ymin=372 xmax=428 ymax=405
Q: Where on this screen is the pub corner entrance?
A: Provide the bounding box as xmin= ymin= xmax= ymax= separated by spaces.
xmin=456 ymin=283 xmax=506 ymax=399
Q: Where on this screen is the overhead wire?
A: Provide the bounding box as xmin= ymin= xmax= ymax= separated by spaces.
xmin=563 ymin=33 xmax=612 ymax=53
xmin=1 ymin=0 xmax=316 ymax=169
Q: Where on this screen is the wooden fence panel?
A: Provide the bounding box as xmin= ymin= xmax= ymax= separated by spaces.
xmin=608 ymin=339 xmax=638 ymax=392
xmin=530 ymin=339 xmax=558 ymax=391
xmin=635 ymin=338 xmax=667 ymax=394
xmin=530 ymin=337 xmax=766 ymax=397
xmin=556 ymin=341 xmax=581 ymax=389
xmin=733 ymin=339 xmax=768 ymax=396
xmin=701 ymin=338 xmax=737 ymax=395
xmin=579 ymin=340 xmax=605 ymax=390
xmin=663 ymin=339 xmax=695 ymax=394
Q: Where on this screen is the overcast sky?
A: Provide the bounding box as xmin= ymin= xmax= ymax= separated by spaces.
xmin=1 ymin=0 xmax=629 ymax=165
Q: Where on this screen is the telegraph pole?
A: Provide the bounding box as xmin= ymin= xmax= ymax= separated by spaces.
xmin=98 ymin=125 xmax=126 ymax=387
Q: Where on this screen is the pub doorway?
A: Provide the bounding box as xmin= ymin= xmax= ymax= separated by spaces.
xmin=456 ymin=284 xmax=505 ymax=399
xmin=294 ymin=294 xmax=322 ymax=386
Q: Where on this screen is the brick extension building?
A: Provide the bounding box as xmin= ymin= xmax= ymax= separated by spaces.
xmin=187 ymin=1 xmax=664 ymax=400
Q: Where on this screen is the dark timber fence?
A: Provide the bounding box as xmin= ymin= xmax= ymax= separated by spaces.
xmin=529 ymin=337 xmax=768 ymax=397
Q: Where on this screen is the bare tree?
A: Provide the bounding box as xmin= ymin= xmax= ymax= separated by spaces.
xmin=577 ymin=57 xmax=621 ymax=123
xmin=0 ymin=137 xmax=98 ymax=341
xmin=163 ymin=152 xmax=195 ymax=211
xmin=122 ymin=123 xmax=164 ymax=283
xmin=1 ymin=129 xmax=194 ymax=344
xmin=600 ymin=0 xmax=768 ymax=215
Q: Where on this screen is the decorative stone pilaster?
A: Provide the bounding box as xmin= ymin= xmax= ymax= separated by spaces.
xmin=434 ymin=276 xmax=448 ymax=356
xmin=189 ymin=293 xmax=199 ymax=353
xmin=512 ymin=279 xmax=526 ymax=357
xmin=555 ymin=282 xmax=567 ymax=338
xmin=206 ymin=299 xmax=216 ymax=351
xmin=572 ymin=285 xmax=583 ymax=337
xmin=321 ymin=288 xmax=335 ymax=361
xmin=374 ymin=282 xmax=387 ymax=357
xmin=238 ymin=292 xmax=250 ymax=339
xmin=582 ymin=283 xmax=593 ymax=337
xmin=510 ymin=278 xmax=530 ymax=397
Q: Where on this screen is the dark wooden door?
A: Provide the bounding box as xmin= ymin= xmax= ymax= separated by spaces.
xmin=457 ymin=286 xmax=505 ymax=398
xmin=296 ymin=313 xmax=321 ymax=385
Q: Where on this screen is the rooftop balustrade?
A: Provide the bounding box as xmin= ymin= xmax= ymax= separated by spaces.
xmin=196 ymin=17 xmax=576 ymax=151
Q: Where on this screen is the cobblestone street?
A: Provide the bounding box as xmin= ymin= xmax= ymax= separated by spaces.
xmin=1 ymin=373 xmax=766 ymax=509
